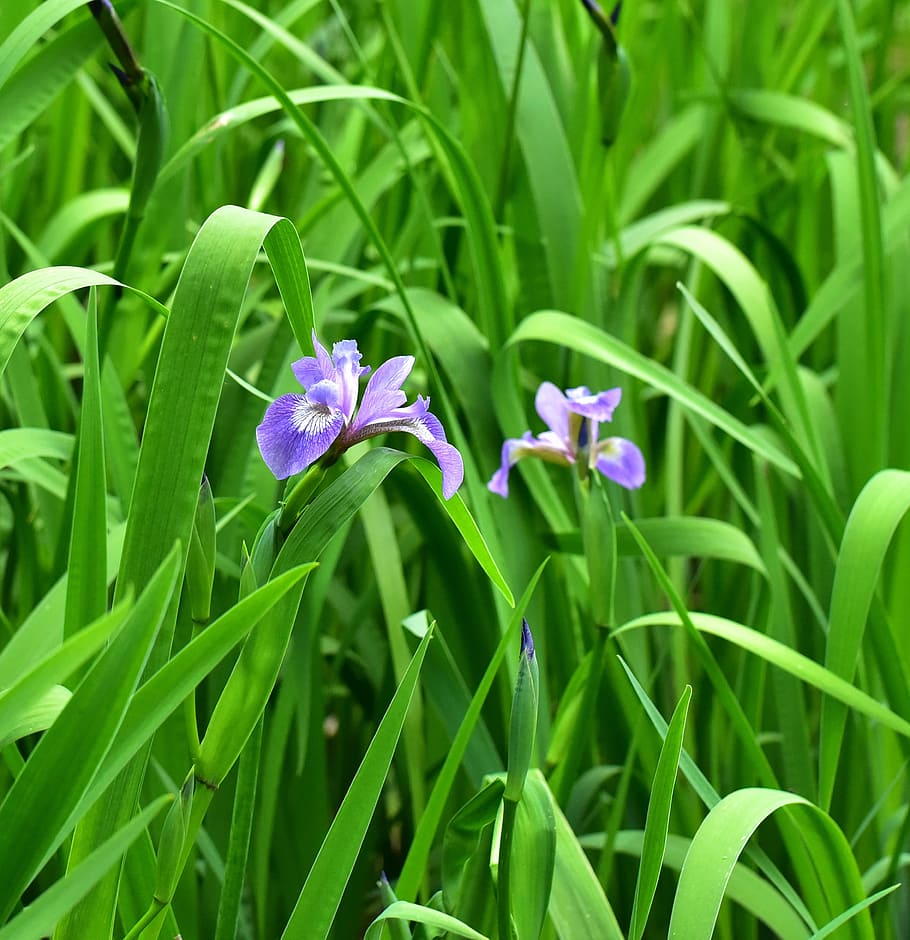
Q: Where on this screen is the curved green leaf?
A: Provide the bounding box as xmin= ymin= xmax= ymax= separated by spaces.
xmin=505 ymin=311 xmax=798 ymax=476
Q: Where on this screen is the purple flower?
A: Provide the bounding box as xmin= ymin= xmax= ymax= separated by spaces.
xmin=256 ymin=332 xmax=464 ymax=499
xmin=488 ymin=381 xmax=645 ymax=497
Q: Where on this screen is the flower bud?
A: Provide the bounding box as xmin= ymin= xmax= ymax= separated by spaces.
xmin=504 ymin=620 xmax=539 ymax=803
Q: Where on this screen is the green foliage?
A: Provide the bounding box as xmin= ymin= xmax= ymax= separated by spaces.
xmin=2 ymin=0 xmax=910 ymax=937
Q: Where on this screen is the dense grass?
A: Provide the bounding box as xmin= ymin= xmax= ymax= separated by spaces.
xmin=2 ymin=0 xmax=910 ymax=937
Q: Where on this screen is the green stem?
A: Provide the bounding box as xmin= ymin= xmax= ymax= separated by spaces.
xmin=183 ymin=652 xmax=201 ymax=763
xmin=497 ymin=798 xmax=519 ymax=940
xmin=278 ymin=464 xmax=327 ymax=536
xmin=122 ymin=899 xmax=165 ymax=940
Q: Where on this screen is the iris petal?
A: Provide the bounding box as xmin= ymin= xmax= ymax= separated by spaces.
xmin=354 ymin=355 xmax=413 ymax=427
xmin=488 ymin=435 xmax=533 ymax=497
xmin=486 ymin=430 xmax=574 ymax=496
xmin=331 ymin=339 xmax=367 ymax=421
xmin=258 ymin=335 xmax=464 ymax=499
xmin=534 ymin=382 xmax=571 ymax=440
xmin=594 ymin=437 xmax=646 ymax=489
xmin=489 ymin=381 xmax=644 ymax=498
xmin=565 ymin=386 xmax=622 ymax=422
xmin=351 ymin=397 xmax=464 ymax=499
xmin=292 ymin=330 xmax=335 ymax=388
xmin=255 ymin=393 xmax=344 ymax=479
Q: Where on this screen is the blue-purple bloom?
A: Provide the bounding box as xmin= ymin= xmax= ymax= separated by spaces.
xmin=256 ymin=332 xmax=464 ymax=499
xmin=488 ymin=381 xmax=645 ymax=497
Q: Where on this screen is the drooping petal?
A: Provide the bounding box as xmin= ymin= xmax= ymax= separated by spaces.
xmin=565 ymin=385 xmax=622 ymax=422
xmin=388 ymin=399 xmax=464 ymax=499
xmin=353 ymin=355 xmax=414 ymax=428
xmin=292 ymin=330 xmax=335 ymax=389
xmin=534 ymin=382 xmax=571 ymax=441
xmin=256 ymin=392 xmax=344 ymax=479
xmin=487 ymin=430 xmax=574 ymax=497
xmin=349 ymin=396 xmax=464 ymax=498
xmin=594 ymin=436 xmax=646 ymax=489
xmin=488 ymin=435 xmax=532 ymax=497
xmin=331 ymin=339 xmax=369 ymax=421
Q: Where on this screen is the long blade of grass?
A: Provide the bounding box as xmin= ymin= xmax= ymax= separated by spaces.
xmin=61 ymin=205 xmax=314 ymax=939
xmin=0 ymin=545 xmax=180 ymax=920
xmin=0 ymin=796 xmax=170 ymax=940
xmin=668 ymin=789 xmax=872 ymax=939
xmin=395 ymin=562 xmax=547 ymax=902
xmin=279 ymin=628 xmax=433 ymax=939
xmin=615 ymin=611 xmax=910 ymax=740
xmin=548 ymin=768 xmax=625 ymax=940
xmin=834 ymin=0 xmax=888 ymax=484
xmin=63 ymin=288 xmax=106 ymax=637
xmin=629 ymin=685 xmax=691 ymax=940
xmin=819 ymin=469 xmax=910 ymax=809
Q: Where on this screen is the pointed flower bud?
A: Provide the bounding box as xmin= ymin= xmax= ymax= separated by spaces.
xmin=505 ymin=619 xmax=539 ymax=803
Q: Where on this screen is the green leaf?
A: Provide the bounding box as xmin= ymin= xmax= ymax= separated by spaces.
xmin=511 ymin=772 xmax=556 ymax=940
xmin=550 ymin=516 xmax=766 ymax=574
xmin=442 ymin=778 xmax=505 ymax=920
xmin=0 ymin=545 xmax=180 ymax=920
xmin=0 ymin=523 xmax=125 ymax=687
xmin=0 ymin=604 xmax=126 ymax=749
xmin=64 ymin=288 xmax=107 ymax=636
xmin=668 ymin=789 xmax=872 ymax=940
xmin=0 ymin=428 xmax=72 ymax=467
xmin=62 ymin=204 xmax=315 ymax=936
xmin=0 ymin=685 xmax=70 ymax=749
xmin=617 ymin=658 xmax=816 ymax=933
xmin=629 ymin=685 xmax=691 ymax=940
xmin=0 ymin=796 xmax=170 ymax=940
xmin=0 ymin=0 xmax=90 ymax=91
xmin=615 ymin=611 xmax=910 ymax=741
xmin=396 ymin=563 xmax=547 ymax=902
xmin=280 ymin=628 xmax=434 ymax=939
xmin=809 ymin=885 xmax=899 ymax=939
xmin=0 ymin=14 xmax=107 ymax=153
xmin=0 ymin=267 xmax=127 ymax=379
xmin=73 ymin=565 xmax=315 ymax=821
xmin=364 ymin=901 xmax=488 ymax=940
xmin=505 ymin=310 xmax=799 ymax=476
xmin=548 ymin=769 xmax=625 ymax=940
xmin=819 ymin=469 xmax=910 ymax=808
xmin=584 ymin=830 xmax=810 ymax=939
xmin=833 ymin=0 xmax=888 ymax=484
xmin=409 ymin=459 xmax=513 ymax=605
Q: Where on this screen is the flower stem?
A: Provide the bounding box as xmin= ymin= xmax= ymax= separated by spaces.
xmin=497 ymin=798 xmax=519 ymax=940
xmin=121 ymin=899 xmax=166 ymax=940
xmin=278 ymin=464 xmax=326 ymax=536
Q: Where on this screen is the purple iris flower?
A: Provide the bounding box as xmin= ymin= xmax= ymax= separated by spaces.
xmin=256 ymin=331 xmax=464 ymax=499
xmin=488 ymin=381 xmax=645 ymax=497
